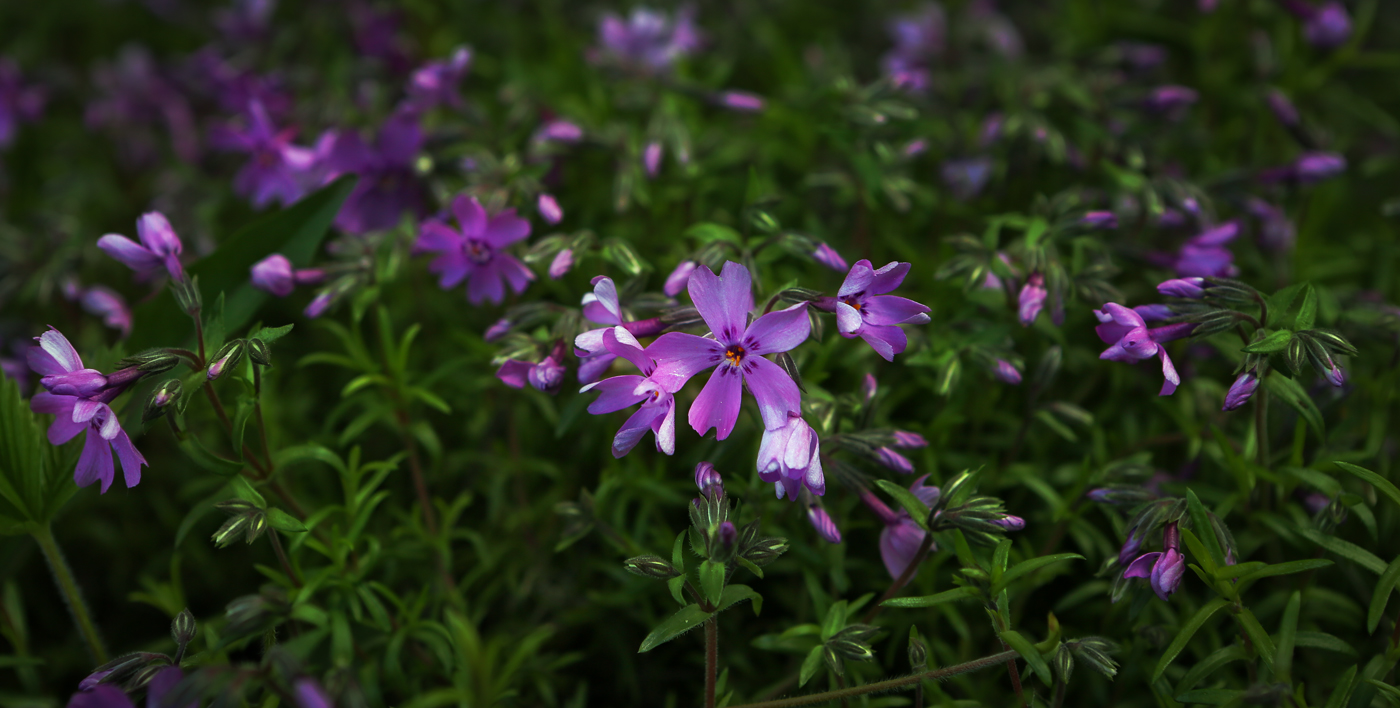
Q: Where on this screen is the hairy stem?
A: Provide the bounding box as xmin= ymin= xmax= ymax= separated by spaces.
xmin=266 ymin=529 xmax=302 ymax=589
xmin=32 ymin=524 xmax=108 ymax=664
xmin=705 ymin=616 xmax=719 ymax=708
xmin=729 ymin=650 xmax=1018 ymax=708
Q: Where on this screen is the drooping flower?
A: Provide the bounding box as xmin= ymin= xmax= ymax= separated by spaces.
xmin=596 ymin=6 xmax=703 ymax=73
xmin=250 ymin=253 xmax=327 ymax=297
xmin=98 ymin=212 xmax=185 ymax=281
xmin=862 ymin=476 xmax=941 ymax=579
xmin=210 ymin=99 xmax=318 ymax=209
xmin=323 ymin=108 xmax=425 ymax=234
xmin=415 ymin=194 xmax=534 ymax=305
xmin=757 ymin=414 xmax=825 ymax=499
xmin=1094 ymin=303 xmax=1197 ymax=395
xmin=663 ymin=260 xmax=697 ymax=297
xmin=828 ymin=260 xmax=931 ymax=361
xmin=646 ymin=261 xmax=810 ymax=439
xmin=812 ymin=243 xmax=847 ymax=272
xmin=28 ymin=330 xmax=146 ymax=493
xmin=405 ymin=46 xmax=472 ymax=111
xmin=882 ymin=4 xmax=945 ymax=91
xmin=580 ymin=328 xmax=681 ymax=457
xmin=1018 ymin=273 xmax=1047 ymax=326
xmin=0 ymin=59 xmax=45 ymax=149
xmin=1123 ymin=522 xmax=1185 ymax=600
xmin=79 ymin=287 xmax=133 ymax=338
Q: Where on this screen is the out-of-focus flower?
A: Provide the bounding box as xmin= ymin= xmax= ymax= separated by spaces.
xmin=1123 ymin=522 xmax=1185 ymax=600
xmin=580 ymin=328 xmax=681 ymax=457
xmin=1081 ymin=211 xmax=1118 ymax=229
xmin=484 ymin=318 xmax=512 ymax=342
xmin=0 ymin=59 xmax=45 ymax=148
xmin=994 ymin=359 xmax=1022 ymax=384
xmin=293 ymin=678 xmax=333 ymax=708
xmin=643 ymin=141 xmax=663 ymax=177
xmin=350 ymin=1 xmax=413 ymax=73
xmin=80 ymin=287 xmax=133 ymax=338
xmin=215 ymin=0 xmax=277 ymax=41
xmin=663 ymin=260 xmax=697 ymax=297
xmin=813 ymin=243 xmax=847 ymax=272
xmin=322 ymin=108 xmax=425 ymax=234
xmin=596 ymin=6 xmax=702 ymax=73
xmin=98 ymin=212 xmax=185 ymax=281
xmin=210 ymin=99 xmax=318 ymax=209
xmin=497 ymin=341 xmax=567 ymax=395
xmin=1174 ymin=222 xmax=1239 ymax=278
xmin=1248 ymin=198 xmax=1295 ymax=251
xmin=892 ymin=430 xmax=928 ymax=448
xmin=1266 ymin=89 xmax=1301 ymax=129
xmin=861 ymin=373 xmax=878 ymax=403
xmin=882 ymin=3 xmax=945 ymax=91
xmin=1117 ymin=42 xmax=1167 ymax=72
xmin=548 ymin=249 xmax=574 ymax=279
xmin=1280 ymin=0 xmax=1351 ymax=49
xmin=941 ymin=156 xmax=993 ymax=200
xmin=827 ymin=260 xmax=931 ymax=361
xmin=966 ymin=0 xmax=1024 ymax=58
xmin=716 ymin=91 xmax=764 ymax=112
xmin=250 ymin=253 xmax=326 ymax=297
xmin=533 ymin=120 xmax=584 ymax=145
xmin=86 ymin=46 xmax=198 ymax=164
xmin=646 ymin=262 xmax=809 ymax=439
xmin=1157 ymin=277 xmax=1206 ymax=299
xmin=414 ymin=194 xmax=534 ymax=305
xmin=876 ymin=446 xmax=914 ymax=474
xmin=1094 ymin=303 xmax=1196 ymax=395
xmin=405 ymin=46 xmax=471 ymax=111
xmin=1142 ymin=85 xmax=1198 ymax=116
xmin=1018 ymin=273 xmax=1048 ymax=326
xmin=757 ymin=414 xmax=825 ymax=499
xmin=1292 ymin=151 xmax=1346 ymax=183
xmin=862 ymin=475 xmax=941 ymax=579
xmin=537 ymin=193 xmax=563 ymax=224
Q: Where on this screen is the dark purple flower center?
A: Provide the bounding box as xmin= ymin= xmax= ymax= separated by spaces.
xmin=465 ymin=239 xmax=493 ymax=265
xmin=724 ymin=344 xmax=746 ymax=367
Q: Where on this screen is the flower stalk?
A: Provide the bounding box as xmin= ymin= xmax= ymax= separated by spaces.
xmin=729 ymin=650 xmax=1018 ymax=708
xmin=31 ymin=523 xmax=108 ymax=664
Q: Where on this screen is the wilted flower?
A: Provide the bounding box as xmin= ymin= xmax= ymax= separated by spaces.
xmin=663 ymin=260 xmax=697 ymax=297
xmin=596 ymin=6 xmax=702 ymax=73
xmin=757 ymin=415 xmax=825 ymax=499
xmin=827 ymin=260 xmax=931 ymax=361
xmin=1123 ymin=522 xmax=1185 ymax=600
xmin=98 ymin=212 xmax=185 ymax=281
xmin=1094 ymin=303 xmax=1197 ymax=395
xmin=537 ymin=193 xmax=563 ymax=224
xmin=813 ymin=243 xmax=847 ymax=272
xmin=580 ymin=328 xmax=681 ymax=457
xmin=646 ymin=262 xmax=809 ymax=439
xmin=322 ymin=108 xmax=425 ymax=234
xmin=405 ymin=46 xmax=472 ymax=111
xmin=415 ymin=194 xmax=535 ymax=305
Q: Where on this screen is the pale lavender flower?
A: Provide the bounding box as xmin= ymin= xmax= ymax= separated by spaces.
xmin=0 ymin=59 xmax=45 ymax=148
xmin=580 ymin=328 xmax=681 ymax=457
xmin=1222 ymin=371 xmax=1259 ymax=411
xmin=98 ymin=212 xmax=185 ymax=281
xmin=757 ymin=414 xmax=825 ymax=499
xmin=1142 ymin=85 xmax=1198 ymax=116
xmin=827 ymin=260 xmax=931 ymax=361
xmin=1292 ymin=151 xmax=1346 ymax=183
xmin=537 ymin=193 xmax=563 ymax=224
xmin=210 ymin=99 xmax=318 ymax=209
xmin=548 ymin=249 xmax=574 ymax=280
xmin=250 ymin=253 xmax=325 ymax=297
xmin=812 ymin=243 xmax=847 ymax=272
xmin=596 ymin=6 xmax=702 ymax=73
xmin=1174 ymin=222 xmax=1240 ymax=278
xmin=717 ymin=91 xmax=764 ymax=112
xmin=664 ymin=260 xmax=697 ymax=297
xmin=1158 ymin=277 xmax=1206 ymax=299
xmin=643 ymin=141 xmax=663 ymax=177
xmin=414 ymin=194 xmax=534 ymax=305
xmin=1123 ymin=521 xmax=1185 ymax=600
xmin=1094 ymin=303 xmax=1196 ymax=395
xmin=807 ymin=503 xmax=842 ymax=543
xmin=323 ymin=108 xmax=425 ymax=234
xmin=80 ymin=287 xmax=133 ymax=338
xmin=484 ymin=318 xmax=511 ymax=342
xmin=406 ymin=46 xmax=472 ymax=111
xmin=876 ymin=447 xmax=914 ymax=474
xmin=1018 ymin=273 xmax=1047 ymax=326
xmin=994 ymin=359 xmax=1022 ymax=384
xmin=646 ymin=261 xmax=809 ymax=439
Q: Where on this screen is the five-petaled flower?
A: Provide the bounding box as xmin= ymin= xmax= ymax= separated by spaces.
xmin=98 ymin=212 xmax=185 ymax=281
xmin=210 ymin=99 xmax=318 ymax=209
xmin=646 ymin=261 xmax=809 ymax=439
xmin=415 ymin=194 xmax=535 ymax=305
xmin=580 ymin=328 xmax=682 ymax=458
xmin=830 ymin=260 xmax=931 ymax=361
xmin=1094 ymin=303 xmax=1197 ymax=396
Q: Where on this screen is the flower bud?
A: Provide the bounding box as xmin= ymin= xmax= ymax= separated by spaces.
xmin=694 ymin=462 xmax=723 ymax=498
xmin=861 ymin=373 xmax=878 ymax=403
xmin=624 ymin=555 xmax=681 ymax=579
xmin=1292 ymin=151 xmax=1345 ymax=183
xmin=717 ymin=91 xmax=764 ymax=112
xmin=548 ymin=248 xmax=574 ymax=279
xmin=1080 ymin=211 xmax=1118 ymax=229
xmin=993 ymin=359 xmax=1022 ymax=384
xmin=812 ymin=243 xmax=847 ymax=272
xmin=907 ymin=626 xmax=928 ymax=670
xmin=528 ymin=355 xmax=566 ymax=394
xmin=143 ymin=379 xmax=183 ymax=422
xmin=206 ymin=339 xmax=247 ymax=380
xmin=171 ymin=608 xmax=197 ymax=648
xmin=537 ymin=193 xmax=563 ymax=224
xmin=1018 ymin=273 xmax=1047 ymax=326
xmin=876 ymin=447 xmax=914 ymax=474
xmin=247 ymin=338 xmax=271 ymax=367
xmin=741 ymin=536 xmax=789 ymax=567
xmin=806 ymin=504 xmax=842 ymax=544
xmin=718 ymin=521 xmax=738 ymax=550
xmin=1221 ymin=371 xmax=1258 ymax=411
xmin=643 ymin=141 xmax=663 ymax=177
xmin=1158 ymin=277 xmax=1206 ymax=298
xmin=892 ymin=431 xmax=928 ymax=449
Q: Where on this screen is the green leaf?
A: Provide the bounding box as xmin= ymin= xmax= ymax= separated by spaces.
xmin=1266 ymin=282 xmax=1305 ymax=328
xmin=266 ymin=508 xmax=308 ymax=533
xmin=998 ymin=629 xmax=1051 ymax=687
xmin=250 ymin=323 xmax=294 ymax=344
xmin=638 ymin=604 xmax=711 ymax=653
xmin=1179 ymin=529 xmax=1219 ymax=578
xmin=1295 ymin=631 xmax=1358 ymax=656
xmin=1368 ymin=554 xmax=1400 ymax=633
xmin=874 ymin=479 xmax=930 ymax=532
xmin=1024 ymin=217 xmax=1050 ymax=249
xmin=178 ymin=435 xmax=247 ymax=477
xmin=990 ymin=553 xmax=1083 ymax=596
xmin=991 ymin=539 xmax=1012 ymax=584
xmin=1186 ymin=490 xmax=1227 ymax=567
xmin=1152 ymin=597 xmax=1231 ymax=683
xmin=1240 ymin=329 xmax=1293 ymax=354
xmin=821 ymin=600 xmax=848 ymax=641
xmin=717 ymin=584 xmax=762 ymax=616
xmin=1175 ymin=645 xmax=1248 ymax=696
xmin=882 ymin=586 xmax=979 ymax=609
xmin=1335 ymin=462 xmax=1400 ymax=512
xmin=798 ymin=645 xmax=824 ymax=687
xmin=686 ymin=222 xmax=742 ymax=245
xmin=1235 ymin=559 xmax=1333 ymax=591
xmin=1264 ymin=374 xmax=1325 ymax=440
xmin=274 ymin=444 xmax=347 ymax=474
xmin=1296 ymin=526 xmax=1387 ymax=574
xmin=1174 ymin=688 xmax=1244 ymax=704
xmin=1273 ymin=591 xmax=1301 ymax=681
xmin=1295 ymin=283 xmax=1318 ymax=330
xmin=230 ymin=476 xmax=266 ymax=507
xmin=1324 ymin=665 xmax=1358 ymax=708
xmin=699 ymin=560 xmax=725 ymax=608
xmin=1235 ymin=608 xmax=1276 ymax=676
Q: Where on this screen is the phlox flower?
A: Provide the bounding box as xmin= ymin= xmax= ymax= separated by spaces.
xmin=1174 ymin=222 xmax=1239 ymax=278
xmin=415 ymin=194 xmax=534 ymax=305
xmin=0 ymin=59 xmax=44 ymax=148
xmin=1094 ymin=303 xmax=1197 ymax=395
xmin=97 ymin=212 xmax=185 ymax=281
xmin=862 ymin=476 xmax=941 ymax=579
xmin=210 ymin=99 xmax=318 ymax=209
xmin=574 ymin=277 xmax=665 ymax=383
xmin=497 ymin=342 xmax=567 ymax=395
xmin=79 ymin=286 xmax=133 ymax=338
xmin=323 ymin=108 xmax=425 ymax=234
xmin=832 ymin=260 xmax=931 ymax=361
xmin=405 ymin=46 xmax=472 ymax=111
xmin=580 ymin=328 xmax=681 ymax=458
xmin=597 ymin=6 xmax=702 ymax=73
xmin=812 ymin=243 xmax=847 ymax=272
xmin=756 ymin=414 xmax=825 ymax=499
xmin=250 ymin=253 xmax=326 ymax=297
xmin=646 ymin=261 xmax=809 ymax=439
xmin=807 ymin=503 xmax=841 ymax=543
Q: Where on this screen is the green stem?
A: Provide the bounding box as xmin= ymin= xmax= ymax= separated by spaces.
xmin=705 ymin=615 xmax=718 ymax=708
xmin=31 ymin=524 xmax=108 ymax=664
xmin=729 ymin=650 xmax=1018 ymax=708
xmin=252 ymin=366 xmax=275 ymax=475
xmin=1255 ymin=381 xmax=1270 ymax=469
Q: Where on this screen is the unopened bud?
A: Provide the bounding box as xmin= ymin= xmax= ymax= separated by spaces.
xmin=172 ymin=275 xmax=203 ymax=317
xmin=171 ymin=608 xmax=197 ymax=647
xmin=742 ymin=536 xmax=789 ymax=566
xmin=143 ymin=379 xmax=183 ymax=422
xmin=206 ymin=339 xmax=247 ymax=380
xmin=624 ymin=555 xmax=681 ymax=579
xmin=247 ymin=338 xmax=271 ymax=367
xmin=694 ymin=462 xmax=723 ymax=498
xmin=860 ymin=373 xmax=878 ymax=403
xmin=907 ymin=626 xmax=928 ymax=670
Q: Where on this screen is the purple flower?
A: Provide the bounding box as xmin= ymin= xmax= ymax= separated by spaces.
xmin=831 ymin=260 xmax=931 ymax=361
xmin=1223 ymin=371 xmax=1259 ymax=411
xmin=580 ymin=328 xmax=681 ymax=457
xmin=1142 ymin=85 xmax=1198 ymax=115
xmin=861 ymin=373 xmax=878 ymax=403
xmin=1117 ymin=42 xmax=1167 ymax=72
xmin=484 ymin=318 xmax=511 ymax=342
xmin=1292 ymin=151 xmax=1346 ymax=183
xmin=548 ymin=249 xmax=574 ymax=280
xmin=757 ymin=415 xmax=825 ymax=499
xmin=643 ymin=141 xmax=663 ymax=177
xmin=1175 ymin=222 xmax=1240 ymax=278
xmin=323 ymin=108 xmax=425 ymax=234
xmin=80 ymin=287 xmax=133 ymax=338
xmin=807 ymin=504 xmax=842 ymax=543
xmin=941 ymin=156 xmax=993 ymax=200
xmin=882 ymin=4 xmax=945 ymax=91
xmin=1325 ymin=361 xmax=1346 ymax=387
xmin=979 ymin=113 xmax=1004 ymax=147
xmin=1018 ymin=273 xmax=1047 ymax=326
xmin=904 ymin=139 xmax=929 ymax=157
xmin=1267 ymin=89 xmax=1301 ymax=129
xmin=414 ymin=194 xmax=534 ymax=305
xmin=1123 ymin=522 xmax=1185 ymax=600
xmin=994 ymin=359 xmax=1022 ymax=384
xmin=1081 ymin=211 xmax=1118 ymax=229
xmin=717 ymin=91 xmax=764 ymax=112
xmin=864 ymin=476 xmax=941 ymax=580
xmin=1285 ymin=0 xmax=1352 ymax=49
xmin=1248 ymin=198 xmax=1295 ymax=251
xmin=406 ymin=46 xmax=472 ymax=111
xmin=533 ymin=120 xmax=583 ymax=144
xmin=664 ymin=260 xmax=697 ymax=297
xmin=646 ymin=261 xmax=809 ymax=439
xmin=250 ymin=254 xmax=326 ymax=297
xmin=350 ymin=1 xmax=412 ymax=72
xmin=497 ymin=342 xmax=567 ymax=395
xmin=210 ymin=100 xmax=318 ymax=209
xmin=892 ymin=430 xmax=928 ymax=448
xmin=86 ymin=47 xmax=198 ymax=165
xmin=812 ymin=243 xmax=847 ymax=272
xmin=0 ymin=59 xmax=44 ymax=148
xmin=876 ymin=446 xmax=914 ymax=474
xmin=575 ymin=277 xmax=626 ymax=383
xmin=991 ymin=515 xmax=1026 ymax=530
xmin=537 ymin=193 xmax=563 ymax=224
xmin=695 ymin=461 xmax=723 ymax=496
xmin=98 ymin=212 xmax=185 ymax=281
xmin=1134 ymin=304 xmax=1177 ymax=322
xmin=215 ymin=0 xmax=276 ymax=40
xmin=1094 ymin=303 xmax=1192 ymax=395
xmin=28 ymin=330 xmax=146 ymax=493
xmin=1158 ymin=277 xmax=1207 ymax=299
xmin=597 ymin=7 xmax=702 ymax=72
xmin=294 ymin=678 xmax=332 ymax=708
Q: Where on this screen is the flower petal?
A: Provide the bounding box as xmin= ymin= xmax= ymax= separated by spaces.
xmin=1122 ymin=552 xmax=1162 ymax=579
xmin=415 ymin=221 xmax=463 ymax=255
xmin=466 ymin=262 xmax=506 ymax=305
xmin=483 ymin=210 xmax=531 ymax=249
xmin=603 ymin=327 xmax=654 ymax=374
xmin=859 ymin=324 xmax=907 ymax=362
xmin=576 ymin=352 xmax=617 ymax=384
xmin=652 ymin=401 xmax=676 ymax=455
xmin=451 ymin=195 xmax=487 ymax=237
xmin=862 ymin=294 xmax=930 ymax=326
xmin=743 ymin=303 xmax=810 ymax=355
xmin=1101 ymin=302 xmax=1147 ymax=328
xmin=868 ymin=261 xmax=911 ymax=295
xmin=742 ymin=355 xmax=801 ymax=430
xmin=836 ymin=301 xmax=863 ymax=337
xmin=1158 ymin=348 xmax=1180 ymax=396
xmin=97 ymin=234 xmax=161 ymax=272
xmin=74 ymin=430 xmax=114 ymax=493
xmin=688 ymin=366 xmax=744 ymax=440
xmin=582 ymin=277 xmax=622 ymax=325
xmin=612 ymin=405 xmax=663 ymax=458
xmin=879 ymin=519 xmax=926 ymax=580
xmin=136 ymin=212 xmax=182 ymax=255
xmin=688 ymin=261 xmax=752 ymax=343
xmin=645 ymin=333 xmax=723 ymax=392
xmin=1150 ymin=548 xmax=1185 ymax=600
xmin=493 ymin=254 xmax=536 ymax=295
xmin=496 ymin=360 xmax=533 ymax=388
xmin=837 ymin=260 xmax=875 ymax=298
xmin=111 ymin=429 xmax=146 ymax=489
xmin=30 ymin=327 xmax=84 ymax=375
xmin=585 ymin=375 xmax=648 ymax=414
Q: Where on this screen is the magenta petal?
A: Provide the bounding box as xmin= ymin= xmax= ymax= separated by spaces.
xmin=689 ymin=366 xmax=744 ymax=440
xmin=863 ymin=294 xmax=929 ymax=326
xmin=496 ymin=360 xmax=533 ymax=388
xmin=34 ymin=328 xmax=84 ymax=374
xmin=483 ymin=210 xmax=531 ymax=248
xmin=467 ymin=263 xmax=506 ymax=305
xmin=97 ymin=234 xmax=160 ymax=272
xmin=1101 ymin=302 xmax=1147 ymax=328
xmin=451 ymin=195 xmax=487 ymax=238
xmin=584 ymin=375 xmax=648 ymax=414
xmin=688 ymin=261 xmax=753 ymax=343
xmin=429 ymin=251 xmax=470 ymax=289
xmin=136 ymin=212 xmax=182 ymax=255
xmin=415 ymin=221 xmax=464 ymax=255
xmin=743 ymin=303 xmax=810 ymax=354
xmin=582 ymin=277 xmax=622 ymax=325
xmin=1151 ymin=548 xmax=1185 ymax=599
xmin=111 ymin=430 xmax=146 ymax=488
xmin=1095 ymin=322 xmax=1133 ymax=345
xmin=612 ymin=405 xmax=662 ymax=458
xmin=494 ymin=254 xmax=536 ymax=296
xmin=837 ymin=260 xmax=876 ymax=298
xmin=75 ymin=430 xmax=114 ymax=493
xmin=859 ymin=324 xmax=907 ymax=362
xmin=602 ymin=327 xmax=654 ymax=373
xmin=742 ymin=356 xmax=801 ymax=430
xmin=1122 ymin=552 xmax=1162 ymax=579
xmin=868 ymin=261 xmax=912 ymax=295
xmin=576 ymin=352 xmax=617 ymax=384
xmin=879 ymin=520 xmax=926 ymax=580
xmin=1158 ymin=349 xmax=1180 ymax=395
xmin=645 ymin=333 xmax=724 ymax=391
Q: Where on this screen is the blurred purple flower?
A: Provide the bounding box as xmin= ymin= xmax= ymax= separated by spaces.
xmin=533 ymin=119 xmax=584 ymax=145
xmin=1018 ymin=273 xmax=1047 ymax=326
xmin=646 ymin=262 xmax=809 ymax=439
xmin=663 ymin=260 xmax=697 ymax=297
xmin=643 ymin=141 xmax=663 ymax=177
xmin=98 ymin=212 xmax=185 ymax=281
xmin=351 ymin=2 xmax=413 ymax=73
xmin=812 ymin=243 xmax=847 ymax=272
xmin=882 ymin=3 xmax=945 ymax=91
xmin=941 ymin=156 xmax=993 ymax=200
xmin=994 ymin=359 xmax=1022 ymax=384
xmin=828 ymin=260 xmax=931 ymax=361
xmin=717 ymin=91 xmax=764 ymax=112
xmin=484 ymin=318 xmax=511 ymax=342
xmin=1117 ymin=42 xmax=1167 ymax=72
xmin=293 ymin=678 xmax=332 ymax=708
xmin=497 ymin=341 xmax=567 ymax=395
xmin=406 ymin=46 xmax=471 ymax=111
xmin=0 ymin=59 xmax=45 ymax=148
xmin=863 ymin=476 xmax=941 ymax=579
xmin=1142 ymin=85 xmax=1198 ymax=116
xmin=1094 ymin=303 xmax=1194 ymax=395
xmin=215 ymin=0 xmax=277 ymax=41
xmin=979 ymin=113 xmax=1004 ymax=147
xmin=893 ymin=430 xmax=928 ymax=448
xmin=807 ymin=503 xmax=842 ymax=543
xmin=1280 ymin=0 xmax=1351 ymax=49
xmin=1081 ymin=211 xmax=1118 ymax=229
xmin=1292 ymin=151 xmax=1346 ymax=183
xmin=758 ymin=415 xmax=825 ymax=499
xmin=323 ymin=109 xmax=426 ymax=234
xmin=580 ymin=327 xmax=681 ymax=457
xmin=1158 ymin=277 xmax=1206 ymax=299
xmin=1266 ymin=89 xmax=1301 ymax=129
xmin=876 ymin=446 xmax=914 ymax=474
xmin=415 ymin=194 xmax=533 ymax=305
xmin=86 ymin=46 xmax=198 ymax=164
xmin=1174 ymin=222 xmax=1240 ymax=278
xmin=80 ymin=287 xmax=133 ymax=338
xmin=537 ymin=193 xmax=563 ymax=224
xmin=597 ymin=6 xmax=702 ymax=73
xmin=861 ymin=373 xmax=878 ymax=403
xmin=250 ymin=253 xmax=325 ymax=297
xmin=1123 ymin=521 xmax=1185 ymax=600
xmin=210 ymin=99 xmax=318 ymax=209
xmin=179 ymin=49 xmax=292 ymax=118
xmin=548 ymin=249 xmax=574 ymax=280
xmin=1247 ymin=198 xmax=1295 ymax=251
xmin=966 ymin=0 xmax=1024 ymax=58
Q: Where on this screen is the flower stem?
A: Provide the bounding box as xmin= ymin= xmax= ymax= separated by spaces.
xmin=267 ymin=528 xmax=302 ymax=589
xmin=729 ymin=650 xmax=1018 ymax=708
xmin=705 ymin=615 xmax=719 ymax=708
xmin=31 ymin=523 xmax=108 ymax=664
xmin=252 ymin=366 xmax=276 ymax=474
xmin=1254 ymin=381 xmax=1271 ymax=469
